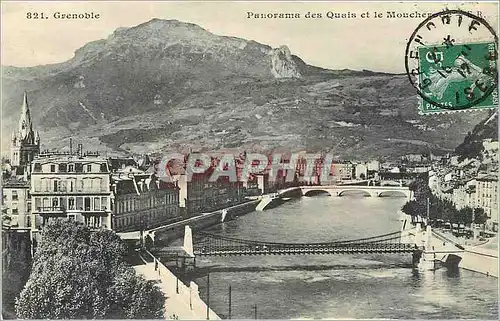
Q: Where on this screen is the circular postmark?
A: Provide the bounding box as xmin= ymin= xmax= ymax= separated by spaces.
xmin=405 ymin=9 xmax=498 ymax=111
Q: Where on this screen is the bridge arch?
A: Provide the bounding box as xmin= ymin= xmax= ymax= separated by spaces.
xmin=378 ymin=190 xmax=409 ymax=198
xmin=337 ymin=190 xmax=372 ymax=197
xmin=303 ymin=189 xmax=332 ymax=197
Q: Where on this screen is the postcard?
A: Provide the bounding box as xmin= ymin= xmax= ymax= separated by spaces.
xmin=1 ymin=1 xmax=498 ymax=320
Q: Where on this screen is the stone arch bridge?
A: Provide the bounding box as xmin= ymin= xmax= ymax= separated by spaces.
xmin=298 ymin=185 xmax=412 ymax=198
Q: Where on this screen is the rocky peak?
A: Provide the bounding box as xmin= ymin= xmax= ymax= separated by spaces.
xmin=270 ymin=45 xmax=301 ymax=78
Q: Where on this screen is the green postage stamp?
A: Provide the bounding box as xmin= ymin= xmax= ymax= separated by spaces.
xmin=417 ymin=42 xmax=499 ymax=114
xmin=405 ymin=9 xmax=498 ymax=115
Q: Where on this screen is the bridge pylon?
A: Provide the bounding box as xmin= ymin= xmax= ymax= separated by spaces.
xmin=183 ymin=225 xmax=195 ymax=258
xmin=416 ymin=225 xmax=437 ymax=271
xmin=221 ymin=209 xmax=228 ymax=223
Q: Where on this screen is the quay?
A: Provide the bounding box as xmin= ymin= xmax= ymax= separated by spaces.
xmin=400 ymin=213 xmax=498 ymax=277
xmin=431 ymin=229 xmax=498 ymax=277
xmin=133 ymin=249 xmax=220 ymax=320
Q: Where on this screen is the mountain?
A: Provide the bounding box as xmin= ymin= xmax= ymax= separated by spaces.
xmin=1 ymin=19 xmax=493 ymax=159
xmin=455 ymin=110 xmax=498 ymax=161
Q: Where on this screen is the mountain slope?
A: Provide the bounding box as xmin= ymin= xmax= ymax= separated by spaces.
xmin=1 ymin=19 xmax=493 ymax=159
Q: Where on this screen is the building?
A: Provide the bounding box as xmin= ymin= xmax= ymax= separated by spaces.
xmin=475 ymin=174 xmax=498 ymax=231
xmin=108 ymin=157 xmax=138 ymax=172
xmin=401 ymin=154 xmax=424 ymax=163
xmin=366 ymin=160 xmax=380 ymax=172
xmin=111 ymin=166 xmax=180 ymax=232
xmin=30 ymin=148 xmax=113 ymax=241
xmin=10 ymin=92 xmax=40 ymax=174
xmin=167 ymin=155 xmax=245 ymax=216
xmin=452 ymin=179 xmax=477 ymax=210
xmin=2 ymin=177 xmax=31 ymax=229
xmin=354 ymin=163 xmax=368 ymax=180
xmin=482 ymin=139 xmax=499 ymax=153
xmin=321 ymin=160 xmax=354 ymax=183
xmin=182 ymin=167 xmax=244 ymax=216
xmin=406 ymin=165 xmax=431 ymax=173
xmin=2 ymin=91 xmax=39 ymax=234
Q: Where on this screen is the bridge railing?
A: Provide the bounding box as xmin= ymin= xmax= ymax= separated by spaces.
xmin=192 ymin=230 xmax=419 ymax=255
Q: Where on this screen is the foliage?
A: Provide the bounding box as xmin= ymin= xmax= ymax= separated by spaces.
xmin=455 ymin=139 xmax=484 ymax=162
xmin=402 ymin=178 xmax=479 ymax=225
xmin=2 ymin=232 xmax=32 ymax=319
xmin=16 ymin=220 xmax=165 ymax=319
xmin=403 ymin=176 xmax=432 ymax=218
xmin=474 ymin=207 xmax=489 ymax=225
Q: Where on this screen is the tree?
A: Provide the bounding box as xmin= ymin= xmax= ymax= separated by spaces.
xmin=16 ymin=220 xmax=164 ymax=319
xmin=457 ymin=207 xmax=473 ymax=225
xmin=474 ymin=207 xmax=489 ymax=225
xmin=473 ymin=207 xmax=489 ymax=237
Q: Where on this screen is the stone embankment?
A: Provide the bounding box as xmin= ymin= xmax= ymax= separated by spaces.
xmin=400 ymin=212 xmax=498 ymax=277
xmin=153 ymin=199 xmax=260 ymax=244
xmin=432 ymin=230 xmax=498 ymax=277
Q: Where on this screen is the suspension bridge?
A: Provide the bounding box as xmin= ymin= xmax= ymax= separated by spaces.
xmin=192 ymin=230 xmax=419 ymax=256
xmin=154 ymin=226 xmax=423 ymax=259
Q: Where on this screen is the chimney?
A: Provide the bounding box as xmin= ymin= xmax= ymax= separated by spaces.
xmin=70 ymin=138 xmax=73 ymax=155
xmin=77 ymin=144 xmax=83 ymax=158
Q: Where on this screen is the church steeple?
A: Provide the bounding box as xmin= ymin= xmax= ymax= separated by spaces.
xmin=11 ymin=91 xmax=40 ymax=168
xmin=18 ymin=91 xmax=33 ymax=141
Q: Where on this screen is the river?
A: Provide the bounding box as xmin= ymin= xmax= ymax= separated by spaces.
xmin=170 ymin=194 xmax=499 ymax=319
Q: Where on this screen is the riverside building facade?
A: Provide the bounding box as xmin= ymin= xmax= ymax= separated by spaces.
xmin=30 ymin=147 xmax=113 ymax=241
xmin=111 ymin=166 xmax=181 ymax=232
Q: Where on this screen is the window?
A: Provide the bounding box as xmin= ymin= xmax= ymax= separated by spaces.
xmin=68 ymin=214 xmax=75 ymax=221
xmin=12 ymin=191 xmax=18 ymax=201
xmin=42 ymin=197 xmax=50 ymax=210
xmin=27 ymin=190 xmax=31 ymax=199
xmin=34 ymin=163 xmax=42 ymax=172
xmin=52 ymin=198 xmax=59 ymax=209
xmin=100 ymin=163 xmax=108 ymax=173
xmin=87 ymin=165 xmax=92 ymax=173
xmin=50 ymin=165 xmax=56 ymax=173
xmin=75 ymin=163 xmax=83 ymax=173
xmin=53 ymin=180 xmax=59 ymax=192
xmin=84 ymin=197 xmax=91 ymax=211
xmin=59 ymin=163 xmax=67 ymax=173
xmin=94 ymin=197 xmax=100 ymax=211
xmin=69 ymin=198 xmax=75 ymax=210
xmin=12 ymin=208 xmax=19 ymax=215
xmin=68 ymin=164 xmax=75 ymax=172
xmin=76 ymin=197 xmax=83 ymax=210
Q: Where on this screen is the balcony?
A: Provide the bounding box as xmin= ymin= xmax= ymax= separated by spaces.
xmin=32 ymin=188 xmax=111 ymax=195
xmin=34 ymin=206 xmax=66 ymax=214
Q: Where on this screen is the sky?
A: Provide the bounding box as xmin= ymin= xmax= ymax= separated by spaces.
xmin=1 ymin=1 xmax=499 ymax=73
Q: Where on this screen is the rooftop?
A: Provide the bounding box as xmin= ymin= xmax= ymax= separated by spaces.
xmin=35 ymin=150 xmax=104 ymax=162
xmin=2 ymin=177 xmax=30 ymax=188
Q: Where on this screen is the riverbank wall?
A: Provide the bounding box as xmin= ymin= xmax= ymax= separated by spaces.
xmin=431 ymin=230 xmax=498 ymax=278
xmin=153 ymin=199 xmax=260 ymax=245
